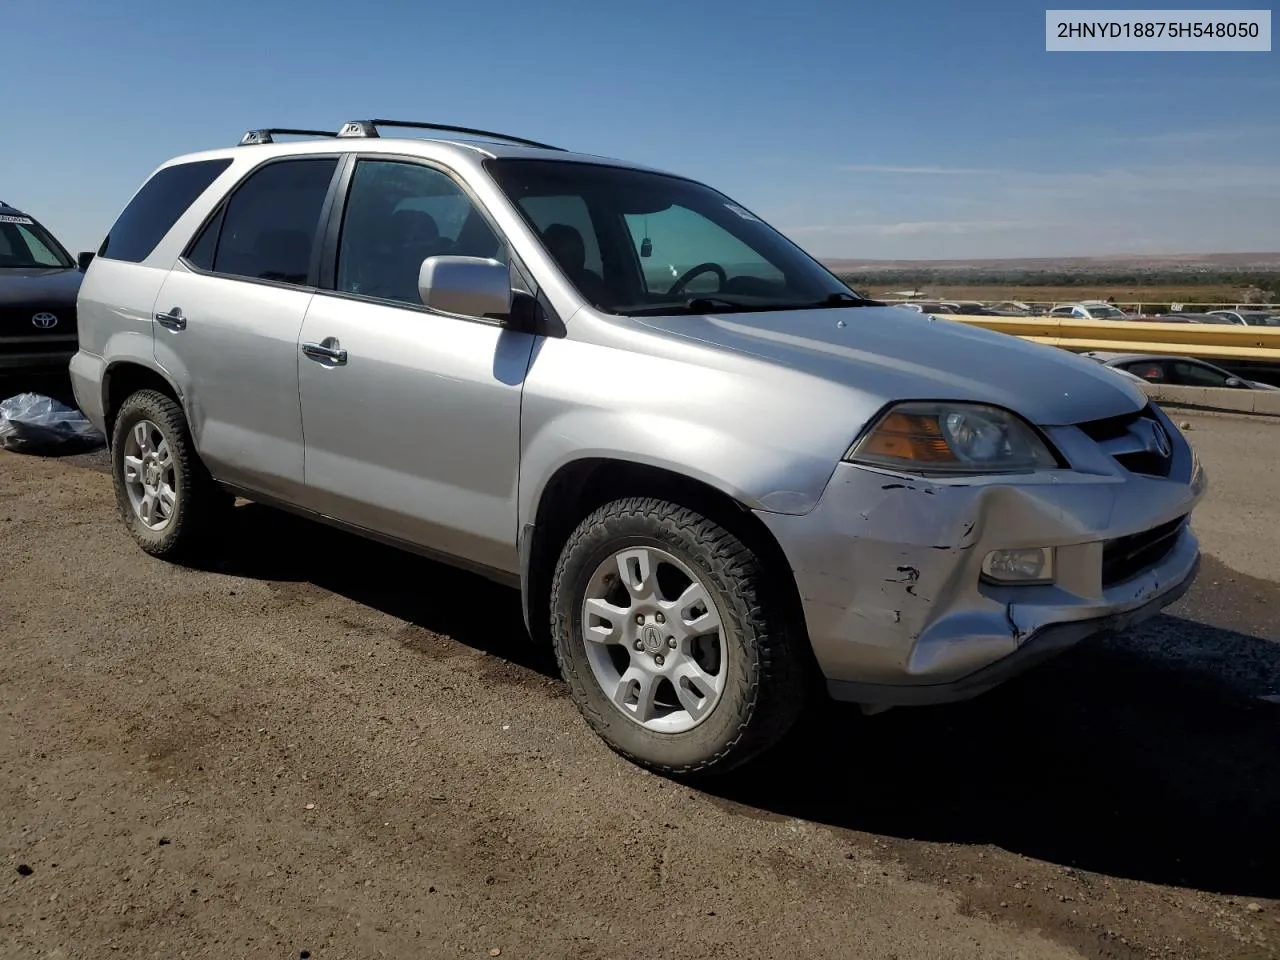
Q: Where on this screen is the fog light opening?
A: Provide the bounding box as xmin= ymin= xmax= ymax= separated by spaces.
xmin=982 ymin=547 xmax=1055 ymax=584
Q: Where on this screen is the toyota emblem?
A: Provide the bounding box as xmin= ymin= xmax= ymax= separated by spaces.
xmin=31 ymin=312 xmax=58 ymax=329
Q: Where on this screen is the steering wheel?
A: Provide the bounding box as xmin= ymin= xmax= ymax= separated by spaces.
xmin=667 ymin=262 xmax=728 ymax=297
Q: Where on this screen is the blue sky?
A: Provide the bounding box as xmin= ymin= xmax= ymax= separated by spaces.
xmin=4 ymin=0 xmax=1277 ymax=259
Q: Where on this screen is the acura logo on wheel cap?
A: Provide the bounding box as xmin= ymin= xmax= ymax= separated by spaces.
xmin=31 ymin=312 xmax=58 ymax=329
xmin=642 ymin=625 xmax=664 ymax=652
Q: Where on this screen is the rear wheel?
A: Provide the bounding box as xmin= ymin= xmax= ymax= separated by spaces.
xmin=550 ymin=497 xmax=808 ymax=777
xmin=110 ymin=389 xmax=230 ymax=562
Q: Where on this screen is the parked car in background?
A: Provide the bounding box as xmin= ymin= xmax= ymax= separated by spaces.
xmin=71 ymin=119 xmax=1205 ymax=776
xmin=1159 ymin=312 xmax=1237 ymax=325
xmin=890 ymin=300 xmax=960 ymax=315
xmin=0 ymin=201 xmax=83 ymax=374
xmin=1047 ymin=301 xmax=1129 ymax=321
xmin=1207 ymin=310 xmax=1280 ymax=327
xmin=1080 ymin=352 xmax=1280 ymax=390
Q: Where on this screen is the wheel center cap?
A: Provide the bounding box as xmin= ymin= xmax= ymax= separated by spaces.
xmin=642 ymin=624 xmax=664 ymax=654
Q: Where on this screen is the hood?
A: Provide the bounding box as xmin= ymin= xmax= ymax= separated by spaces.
xmin=635 ymin=306 xmax=1147 ymax=426
xmin=0 ymin=267 xmax=83 ymax=308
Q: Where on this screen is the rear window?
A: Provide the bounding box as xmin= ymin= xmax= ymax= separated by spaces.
xmin=99 ymin=158 xmax=232 ymax=263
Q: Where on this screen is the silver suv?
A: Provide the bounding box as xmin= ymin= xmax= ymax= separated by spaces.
xmin=71 ymin=120 xmax=1205 ymax=776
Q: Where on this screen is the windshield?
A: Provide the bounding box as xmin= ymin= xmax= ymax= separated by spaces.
xmin=0 ymin=215 xmax=74 ymax=269
xmin=484 ymin=159 xmax=856 ymax=315
xmin=1090 ymin=306 xmax=1126 ymax=319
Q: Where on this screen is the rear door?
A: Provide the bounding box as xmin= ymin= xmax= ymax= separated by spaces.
xmin=296 ymin=156 xmax=535 ymax=574
xmin=151 ymin=155 xmax=343 ymax=499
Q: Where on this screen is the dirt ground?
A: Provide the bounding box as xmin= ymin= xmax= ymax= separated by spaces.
xmin=3 ymin=406 xmax=1279 ymax=960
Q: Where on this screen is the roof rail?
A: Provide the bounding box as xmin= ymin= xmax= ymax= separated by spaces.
xmin=336 ymin=119 xmax=564 ymax=151
xmin=238 ymin=128 xmax=340 ymax=146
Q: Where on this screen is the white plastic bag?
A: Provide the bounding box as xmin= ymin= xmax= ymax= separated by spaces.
xmin=0 ymin=393 xmax=105 ymax=453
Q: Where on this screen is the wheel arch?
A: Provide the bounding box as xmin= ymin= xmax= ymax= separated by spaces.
xmin=102 ymin=360 xmax=185 ymax=442
xmin=519 ymin=457 xmax=810 ymax=656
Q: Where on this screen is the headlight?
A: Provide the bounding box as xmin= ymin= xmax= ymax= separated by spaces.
xmin=846 ymin=402 xmax=1060 ymax=475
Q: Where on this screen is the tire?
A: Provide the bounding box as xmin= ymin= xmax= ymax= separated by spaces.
xmin=550 ymin=497 xmax=809 ymax=777
xmin=110 ymin=389 xmax=230 ymax=562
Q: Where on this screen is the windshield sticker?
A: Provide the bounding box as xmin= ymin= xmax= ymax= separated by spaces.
xmin=0 ymin=215 xmax=34 ymax=225
xmin=724 ymin=204 xmax=759 ymax=222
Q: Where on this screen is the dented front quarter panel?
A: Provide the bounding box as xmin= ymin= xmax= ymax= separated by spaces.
xmin=757 ymin=410 xmax=1207 ymax=695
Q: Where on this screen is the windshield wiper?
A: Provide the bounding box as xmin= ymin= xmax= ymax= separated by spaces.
xmin=803 ymin=292 xmax=883 ymax=308
xmin=683 ymin=297 xmax=759 ymax=313
xmin=621 ymin=297 xmax=762 ymax=317
xmin=620 ymin=292 xmax=883 ymax=317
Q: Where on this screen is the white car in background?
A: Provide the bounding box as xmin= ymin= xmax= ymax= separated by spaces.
xmin=1047 ymin=301 xmax=1129 ymax=321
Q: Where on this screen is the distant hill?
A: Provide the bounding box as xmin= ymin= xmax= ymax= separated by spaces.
xmin=820 ymin=253 xmax=1280 ymax=298
xmin=821 ymin=252 xmax=1280 ymax=275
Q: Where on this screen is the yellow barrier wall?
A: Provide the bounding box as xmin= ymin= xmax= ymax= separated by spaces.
xmin=931 ymin=315 xmax=1280 ymax=363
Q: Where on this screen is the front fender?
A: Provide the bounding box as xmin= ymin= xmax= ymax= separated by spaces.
xmin=517 ymin=406 xmax=843 ymax=525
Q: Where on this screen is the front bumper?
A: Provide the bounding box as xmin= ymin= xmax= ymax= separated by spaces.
xmin=757 ymin=407 xmax=1206 ymax=706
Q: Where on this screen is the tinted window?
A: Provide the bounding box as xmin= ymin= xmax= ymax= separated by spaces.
xmin=517 ymin=195 xmax=603 ymax=276
xmin=336 ymin=159 xmax=505 ymax=306
xmin=211 ymin=158 xmax=338 ymax=285
xmin=185 ymin=206 xmax=224 ymax=272
xmin=99 ymin=158 xmax=232 ymax=263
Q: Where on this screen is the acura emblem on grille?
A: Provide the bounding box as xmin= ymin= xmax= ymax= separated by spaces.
xmin=1151 ymin=421 xmax=1171 ymax=458
xmin=31 ymin=312 xmax=58 ymax=329
xmin=1132 ymin=417 xmax=1171 ymax=459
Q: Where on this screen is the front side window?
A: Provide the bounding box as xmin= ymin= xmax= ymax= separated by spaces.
xmin=189 ymin=158 xmax=338 ymax=285
xmin=0 ymin=218 xmax=73 ymax=269
xmin=485 ymin=159 xmax=851 ymax=315
xmin=336 ymin=159 xmax=506 ymax=306
xmin=100 ymin=158 xmax=232 ymax=263
xmin=1122 ymin=361 xmax=1168 ymax=382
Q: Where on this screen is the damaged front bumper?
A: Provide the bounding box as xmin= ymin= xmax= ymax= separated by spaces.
xmin=757 ymin=409 xmax=1207 ymax=707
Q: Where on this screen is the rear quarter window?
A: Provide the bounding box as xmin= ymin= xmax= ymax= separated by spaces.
xmin=99 ymin=158 xmax=233 ymax=263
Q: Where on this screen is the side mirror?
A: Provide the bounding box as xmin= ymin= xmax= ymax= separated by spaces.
xmin=418 ymin=256 xmax=512 ymax=319
xmin=1225 ymin=377 xmax=1246 ymax=389
xmin=77 ymin=251 xmax=95 ymax=271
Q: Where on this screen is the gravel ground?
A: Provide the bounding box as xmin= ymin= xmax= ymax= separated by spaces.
xmin=2 ymin=397 xmax=1279 ymax=960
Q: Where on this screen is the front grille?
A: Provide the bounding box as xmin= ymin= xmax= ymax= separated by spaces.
xmin=1101 ymin=515 xmax=1186 ymax=587
xmin=0 ymin=304 xmax=77 ymax=338
xmin=1076 ymin=408 xmax=1142 ymax=443
xmin=1077 ymin=403 xmax=1173 ymax=478
xmin=1113 ymin=449 xmax=1172 ymax=477
xmin=0 ymin=337 xmax=77 ymax=357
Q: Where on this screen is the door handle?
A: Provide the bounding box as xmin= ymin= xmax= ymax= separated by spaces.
xmin=155 ymin=308 xmax=187 ymax=331
xmin=302 ymin=339 xmax=348 ymax=365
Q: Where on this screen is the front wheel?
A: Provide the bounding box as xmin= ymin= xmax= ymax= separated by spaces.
xmin=550 ymin=497 xmax=809 ymax=777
